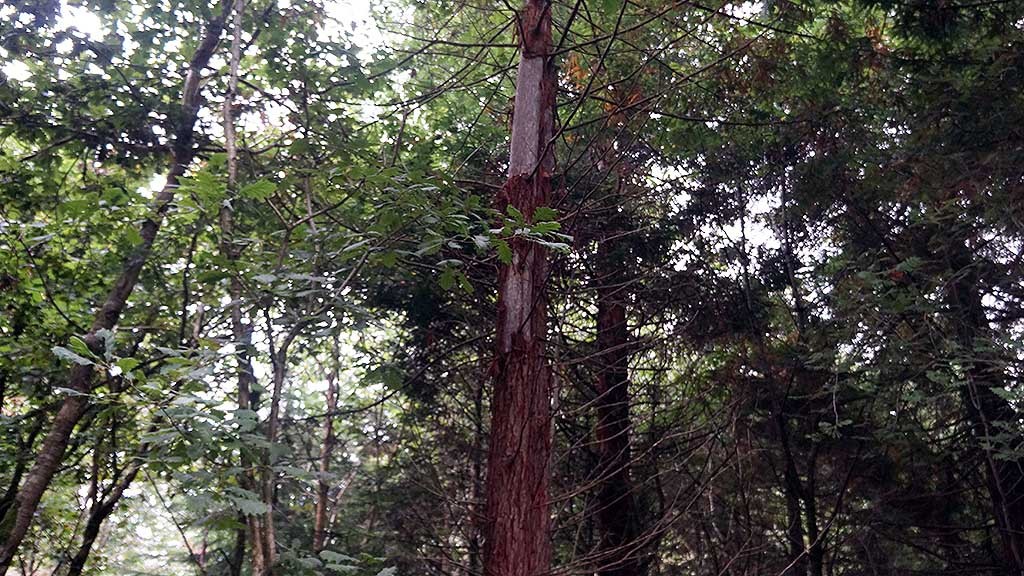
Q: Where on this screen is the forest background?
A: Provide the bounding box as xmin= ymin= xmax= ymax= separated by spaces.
xmin=1 ymin=0 xmax=1023 ymax=575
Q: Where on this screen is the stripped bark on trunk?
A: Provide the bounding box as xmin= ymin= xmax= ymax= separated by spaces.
xmin=483 ymin=1 xmax=555 ymax=574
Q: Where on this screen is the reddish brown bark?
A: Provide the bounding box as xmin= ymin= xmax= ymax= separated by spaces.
xmin=593 ymin=241 xmax=643 ymax=576
xmin=0 ymin=7 xmax=229 ymax=572
xmin=483 ymin=0 xmax=555 ymax=574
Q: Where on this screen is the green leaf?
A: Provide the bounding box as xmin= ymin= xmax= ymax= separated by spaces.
xmin=240 ymin=179 xmax=276 ymax=200
xmin=226 ymin=487 xmax=269 ymax=516
xmin=495 ymin=239 xmax=512 ymax=264
xmin=319 ymin=551 xmax=357 ymax=564
xmin=506 ymin=205 xmax=524 ymax=222
xmin=531 ymin=221 xmax=561 ymax=234
xmin=69 ymin=336 xmax=94 ymax=358
xmin=438 ymin=268 xmax=456 ymax=290
xmin=95 ymin=328 xmax=115 ymax=360
xmin=116 ymin=357 xmax=140 ymax=372
xmin=53 ymin=346 xmax=94 ymax=366
xmin=533 ymin=206 xmax=557 ymax=221
xmin=325 ymin=564 xmax=359 ymax=573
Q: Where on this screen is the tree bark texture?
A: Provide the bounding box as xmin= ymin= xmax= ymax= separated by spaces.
xmin=313 ymin=336 xmax=342 ymax=553
xmin=593 ymin=203 xmax=643 ymax=576
xmin=483 ymin=1 xmax=555 ymax=575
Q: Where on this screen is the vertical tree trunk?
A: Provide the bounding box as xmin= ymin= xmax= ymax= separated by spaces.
xmin=776 ymin=412 xmax=808 ymax=576
xmin=0 ymin=7 xmax=229 ymax=572
xmin=483 ymin=0 xmax=555 ymax=574
xmin=469 ymin=378 xmax=485 ymax=576
xmin=260 ymin=328 xmax=299 ymax=575
xmin=313 ymin=335 xmax=341 ymax=553
xmin=217 ymin=1 xmax=267 ymax=573
xmin=945 ymin=241 xmax=1024 ymax=574
xmin=592 ymin=190 xmax=643 ymax=576
xmin=0 ymin=418 xmax=43 ymax=524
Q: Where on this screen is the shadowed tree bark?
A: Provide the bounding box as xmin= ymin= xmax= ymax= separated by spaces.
xmin=945 ymin=239 xmax=1024 ymax=574
xmin=593 ymin=182 xmax=644 ymax=576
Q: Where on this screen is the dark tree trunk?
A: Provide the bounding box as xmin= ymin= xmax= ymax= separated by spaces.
xmin=483 ymin=0 xmax=555 ymax=574
xmin=0 ymin=418 xmax=43 ymax=525
xmin=946 ymin=242 xmax=1024 ymax=574
xmin=313 ymin=336 xmax=341 ymax=553
xmin=65 ymin=461 xmax=142 ymax=576
xmin=230 ymin=515 xmax=247 ymax=576
xmin=469 ymin=377 xmax=485 ymax=576
xmin=776 ymin=412 xmax=808 ymax=576
xmin=593 ymin=204 xmax=643 ymax=576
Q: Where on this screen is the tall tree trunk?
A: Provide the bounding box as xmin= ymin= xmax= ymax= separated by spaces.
xmin=468 ymin=377 xmax=484 ymax=576
xmin=260 ymin=326 xmax=299 ymax=575
xmin=804 ymin=449 xmax=823 ymax=576
xmin=592 ymin=190 xmax=643 ymax=576
xmin=217 ymin=1 xmax=267 ymax=573
xmin=776 ymin=412 xmax=808 ymax=576
xmin=0 ymin=7 xmax=229 ymax=572
xmin=945 ymin=241 xmax=1024 ymax=574
xmin=0 ymin=418 xmax=43 ymax=525
xmin=483 ymin=0 xmax=555 ymax=574
xmin=313 ymin=335 xmax=342 ymax=553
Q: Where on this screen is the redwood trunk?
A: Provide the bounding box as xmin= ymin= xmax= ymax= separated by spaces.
xmin=593 ymin=222 xmax=642 ymax=576
xmin=483 ymin=0 xmax=555 ymax=574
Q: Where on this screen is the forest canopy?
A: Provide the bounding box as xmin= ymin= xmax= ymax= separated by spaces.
xmin=1 ymin=0 xmax=1023 ymax=575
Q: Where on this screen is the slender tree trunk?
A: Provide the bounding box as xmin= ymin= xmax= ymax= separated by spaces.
xmin=260 ymin=327 xmax=298 ymax=575
xmin=592 ymin=193 xmax=643 ymax=576
xmin=776 ymin=412 xmax=808 ymax=576
xmin=945 ymin=241 xmax=1024 ymax=574
xmin=483 ymin=0 xmax=555 ymax=574
xmin=0 ymin=8 xmax=229 ymax=572
xmin=217 ymin=1 xmax=267 ymax=573
xmin=230 ymin=514 xmax=247 ymax=576
xmin=313 ymin=335 xmax=341 ymax=553
xmin=0 ymin=418 xmax=43 ymax=524
xmin=804 ymin=450 xmax=823 ymax=576
xmin=468 ymin=378 xmax=484 ymax=576
xmin=65 ymin=460 xmax=143 ymax=576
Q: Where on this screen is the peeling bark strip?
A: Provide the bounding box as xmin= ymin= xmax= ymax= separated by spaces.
xmin=0 ymin=5 xmax=230 ymax=572
xmin=483 ymin=0 xmax=555 ymax=575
